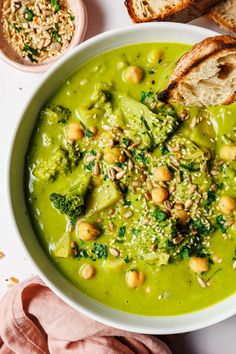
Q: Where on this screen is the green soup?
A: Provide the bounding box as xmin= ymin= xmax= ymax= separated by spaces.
xmin=26 ymin=43 xmax=236 ymax=316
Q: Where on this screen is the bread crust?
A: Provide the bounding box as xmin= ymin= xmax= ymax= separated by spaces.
xmin=125 ymin=0 xmax=221 ymax=23
xmin=159 ymin=35 xmax=236 ymax=105
xmin=208 ymin=1 xmax=236 ymax=36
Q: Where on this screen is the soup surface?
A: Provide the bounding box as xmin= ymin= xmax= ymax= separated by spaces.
xmin=26 ymin=43 xmax=236 ymax=316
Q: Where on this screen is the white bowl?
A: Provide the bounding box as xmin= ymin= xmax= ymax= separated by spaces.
xmin=8 ymin=22 xmax=236 ymax=334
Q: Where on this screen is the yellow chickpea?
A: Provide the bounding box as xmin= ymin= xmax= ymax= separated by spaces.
xmin=77 ymin=222 xmax=100 ymax=241
xmin=189 ymin=256 xmax=209 ymax=274
xmin=151 ymin=187 xmax=168 ymax=204
xmin=123 ymin=66 xmax=143 ymax=84
xmin=220 ymin=145 xmax=236 ymax=161
xmin=104 ymin=148 xmax=121 ymax=164
xmin=80 ymin=263 xmax=96 ymax=280
xmin=67 ymin=123 xmax=84 ymax=141
xmin=172 ymin=208 xmax=189 ymax=225
xmin=126 ymin=270 xmax=144 ymax=288
xmin=153 ymin=166 xmax=172 ymax=182
xmin=219 ymin=196 xmax=236 ymax=214
xmin=148 ymin=49 xmax=163 ymax=64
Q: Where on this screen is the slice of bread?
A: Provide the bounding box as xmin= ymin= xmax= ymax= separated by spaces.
xmin=125 ymin=0 xmax=221 ymax=23
xmin=208 ymin=0 xmax=236 ymax=36
xmin=158 ymin=35 xmax=236 ymax=107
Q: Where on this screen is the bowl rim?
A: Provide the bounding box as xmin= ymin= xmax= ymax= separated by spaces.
xmin=8 ymin=22 xmax=236 ymax=334
xmin=0 ymin=0 xmax=88 ymax=73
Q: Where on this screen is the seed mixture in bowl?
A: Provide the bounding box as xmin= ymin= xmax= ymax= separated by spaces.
xmin=26 ymin=43 xmax=236 ymax=316
xmin=2 ymin=0 xmax=75 ymax=63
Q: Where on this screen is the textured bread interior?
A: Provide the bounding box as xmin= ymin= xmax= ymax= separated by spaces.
xmin=131 ymin=0 xmax=183 ymax=19
xmin=208 ymin=0 xmax=236 ymax=32
xmin=172 ymin=50 xmax=236 ymax=106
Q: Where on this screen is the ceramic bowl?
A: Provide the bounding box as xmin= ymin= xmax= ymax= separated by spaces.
xmin=0 ymin=0 xmax=87 ymax=72
xmin=8 ymin=23 xmax=236 ymax=334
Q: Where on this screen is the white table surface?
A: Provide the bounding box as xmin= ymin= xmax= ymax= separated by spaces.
xmin=0 ymin=1 xmax=235 ymax=353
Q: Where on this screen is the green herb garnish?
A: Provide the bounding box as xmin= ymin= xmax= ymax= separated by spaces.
xmin=23 ymin=44 xmax=38 ymax=62
xmin=152 ymin=209 xmax=167 ymax=221
xmin=24 ymin=8 xmax=34 ymax=21
xmin=204 ymin=190 xmax=216 ymax=211
xmin=160 ymin=144 xmax=169 ymax=156
xmin=91 ymin=243 xmax=107 ymax=259
xmin=85 ymin=128 xmax=94 ymax=138
xmin=51 ymin=0 xmax=61 ymax=12
xmin=216 ymin=215 xmax=227 ymax=234
xmin=124 ymin=255 xmax=130 ymax=263
xmin=84 ymin=161 xmax=95 ymax=171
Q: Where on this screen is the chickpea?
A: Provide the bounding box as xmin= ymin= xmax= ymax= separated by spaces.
xmin=172 ymin=208 xmax=188 ymax=225
xmin=219 ymin=196 xmax=236 ymax=214
xmin=126 ymin=270 xmax=144 ymax=288
xmin=77 ymin=222 xmax=100 ymax=241
xmin=67 ymin=123 xmax=84 ymax=141
xmin=104 ymin=148 xmax=121 ymax=164
xmin=220 ymin=145 xmax=236 ymax=161
xmin=153 ymin=166 xmax=172 ymax=182
xmin=151 ymin=187 xmax=168 ymax=204
xmin=148 ymin=49 xmax=163 ymax=64
xmin=80 ymin=263 xmax=96 ymax=280
xmin=189 ymin=256 xmax=209 ymax=274
xmin=123 ymin=66 xmax=143 ymax=84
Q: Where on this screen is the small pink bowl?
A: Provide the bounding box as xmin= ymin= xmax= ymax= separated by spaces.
xmin=0 ymin=0 xmax=87 ymax=72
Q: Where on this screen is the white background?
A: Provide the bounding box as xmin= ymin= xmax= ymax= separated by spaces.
xmin=0 ymin=1 xmax=235 ymax=353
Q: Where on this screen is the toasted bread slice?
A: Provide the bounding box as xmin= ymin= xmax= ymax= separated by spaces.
xmin=125 ymin=0 xmax=221 ymax=23
xmin=208 ymin=0 xmax=236 ymax=36
xmin=158 ymin=35 xmax=236 ymax=107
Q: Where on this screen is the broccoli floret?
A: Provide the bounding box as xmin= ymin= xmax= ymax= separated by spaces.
xmin=40 ymin=104 xmax=71 ymax=124
xmin=33 ymin=145 xmax=80 ymax=181
xmin=50 ymin=193 xmax=84 ymax=224
xmin=119 ymin=96 xmax=179 ymax=149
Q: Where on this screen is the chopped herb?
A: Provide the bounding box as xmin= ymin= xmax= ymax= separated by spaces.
xmin=91 ymin=243 xmax=107 ymax=259
xmin=115 ymin=162 xmax=125 ymax=168
xmin=70 ymin=15 xmax=75 ymax=21
xmin=51 ymin=0 xmax=61 ymax=12
xmin=135 ymin=151 xmax=148 ymax=165
xmin=24 ymin=8 xmax=34 ymax=21
xmin=23 ymin=44 xmax=39 ymax=62
xmin=192 ymin=219 xmax=213 ymax=235
xmin=124 ymin=200 xmax=131 ymax=206
xmin=77 ymin=248 xmax=89 ymax=259
xmin=204 ymin=190 xmax=216 ymax=211
xmin=119 ymin=226 xmax=126 ymax=237
xmin=52 ymin=23 xmax=61 ymax=42
xmin=216 ymin=215 xmax=227 ymax=234
xmin=116 ymin=226 xmax=126 ymax=243
xmin=152 ymin=209 xmax=167 ymax=221
xmin=85 ymin=128 xmax=94 ymax=138
xmin=122 ymin=138 xmax=129 ymax=147
xmin=84 ymin=161 xmax=95 ymax=171
xmin=140 ymin=91 xmax=153 ymax=103
xmin=181 ymin=248 xmax=190 ymax=259
xmin=180 ymin=162 xmax=199 ymax=172
xmin=124 ymin=255 xmax=130 ymax=263
xmin=160 ymin=144 xmax=169 ymax=156
xmin=12 ymin=24 xmax=22 ymax=32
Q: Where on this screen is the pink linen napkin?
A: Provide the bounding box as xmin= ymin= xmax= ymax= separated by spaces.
xmin=0 ymin=276 xmax=171 ymax=354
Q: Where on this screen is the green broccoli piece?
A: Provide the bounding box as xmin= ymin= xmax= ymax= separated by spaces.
xmin=40 ymin=104 xmax=71 ymax=124
xmin=50 ymin=193 xmax=84 ymax=224
xmin=119 ymin=96 xmax=179 ymax=149
xmin=33 ymin=145 xmax=80 ymax=182
xmin=50 ymin=172 xmax=91 ymax=224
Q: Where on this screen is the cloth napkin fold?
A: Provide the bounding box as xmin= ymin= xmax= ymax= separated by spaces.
xmin=0 ymin=276 xmax=171 ymax=354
